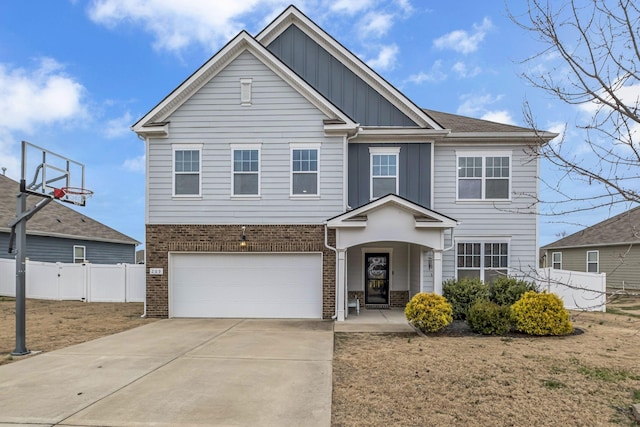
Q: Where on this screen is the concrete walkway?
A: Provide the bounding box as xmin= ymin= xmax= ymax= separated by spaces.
xmin=335 ymin=308 xmax=416 ymax=333
xmin=0 ymin=319 xmax=333 ymax=427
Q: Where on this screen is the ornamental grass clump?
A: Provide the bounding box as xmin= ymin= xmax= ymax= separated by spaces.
xmin=510 ymin=291 xmax=573 ymax=336
xmin=467 ymin=300 xmax=511 ymax=335
xmin=405 ymin=293 xmax=453 ymax=333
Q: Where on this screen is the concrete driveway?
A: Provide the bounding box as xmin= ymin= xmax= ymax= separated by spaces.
xmin=0 ymin=318 xmax=333 ymax=426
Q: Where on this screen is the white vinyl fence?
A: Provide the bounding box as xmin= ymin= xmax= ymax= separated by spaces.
xmin=536 ymin=268 xmax=606 ymax=312
xmin=0 ymin=258 xmax=145 ymax=302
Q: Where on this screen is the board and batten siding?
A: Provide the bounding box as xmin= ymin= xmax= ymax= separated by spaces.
xmin=147 ymin=51 xmax=344 ymax=225
xmin=433 ymin=144 xmax=539 ymax=280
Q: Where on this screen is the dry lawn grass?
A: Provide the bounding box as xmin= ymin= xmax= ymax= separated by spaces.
xmin=332 ymin=295 xmax=640 ymax=427
xmin=0 ymin=297 xmax=156 ymax=365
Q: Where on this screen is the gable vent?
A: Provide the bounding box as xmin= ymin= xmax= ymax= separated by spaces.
xmin=240 ymin=78 xmax=252 ymax=106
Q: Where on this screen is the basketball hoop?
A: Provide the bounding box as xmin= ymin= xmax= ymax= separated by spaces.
xmin=53 ymin=186 xmax=94 ymax=206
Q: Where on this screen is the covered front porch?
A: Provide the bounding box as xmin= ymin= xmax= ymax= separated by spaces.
xmin=334 ymin=308 xmax=415 ymax=333
xmin=327 ymin=194 xmax=458 ymax=321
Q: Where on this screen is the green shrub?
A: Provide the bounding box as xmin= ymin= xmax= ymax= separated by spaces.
xmin=510 ymin=291 xmax=573 ymax=336
xmin=489 ymin=276 xmax=538 ymax=307
xmin=443 ymin=277 xmax=489 ymax=320
xmin=467 ymin=300 xmax=511 ymax=335
xmin=405 ymin=293 xmax=453 ymax=333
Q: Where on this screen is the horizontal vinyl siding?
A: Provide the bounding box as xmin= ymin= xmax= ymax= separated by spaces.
xmin=433 ymin=144 xmax=538 ymax=279
xmin=148 ymin=51 xmax=344 ymax=224
xmin=556 ymin=246 xmax=640 ymax=289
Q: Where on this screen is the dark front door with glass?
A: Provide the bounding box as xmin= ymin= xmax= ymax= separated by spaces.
xmin=365 ymin=253 xmax=389 ymax=305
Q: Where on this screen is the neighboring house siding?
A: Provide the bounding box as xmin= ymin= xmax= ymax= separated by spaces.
xmin=433 ymin=144 xmax=538 ymax=279
xmin=552 ymin=245 xmax=640 ymax=289
xmin=148 ymin=51 xmax=344 ymax=225
xmin=0 ymin=233 xmax=135 ymax=264
xmin=347 ymin=143 xmax=431 ymax=209
xmin=267 ymin=24 xmax=417 ymax=127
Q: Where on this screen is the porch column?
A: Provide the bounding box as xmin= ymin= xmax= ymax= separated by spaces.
xmin=336 ymin=249 xmax=347 ymax=321
xmin=433 ymin=249 xmax=443 ymax=295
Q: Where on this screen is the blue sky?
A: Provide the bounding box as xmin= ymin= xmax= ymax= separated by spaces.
xmin=0 ymin=0 xmax=633 ymax=247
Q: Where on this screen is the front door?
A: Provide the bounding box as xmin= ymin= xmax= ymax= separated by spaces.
xmin=365 ymin=253 xmax=389 ymax=305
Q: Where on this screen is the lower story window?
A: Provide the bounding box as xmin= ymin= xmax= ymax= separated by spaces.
xmin=586 ymin=250 xmax=599 ymax=273
xmin=73 ymin=245 xmax=86 ymax=263
xmin=457 ymin=242 xmax=508 ymax=282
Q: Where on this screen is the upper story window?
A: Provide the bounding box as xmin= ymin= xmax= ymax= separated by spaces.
xmin=457 ymin=152 xmax=511 ymax=200
xmin=586 ymin=250 xmax=599 ymax=273
xmin=232 ymin=145 xmax=260 ymax=196
xmin=370 ymin=147 xmax=400 ymax=200
xmin=552 ymin=252 xmax=562 ymax=269
xmin=291 ymin=144 xmax=320 ymax=196
xmin=457 ymin=241 xmax=509 ymax=283
xmin=73 ymin=245 xmax=86 ymax=263
xmin=173 ymin=145 xmax=201 ymax=196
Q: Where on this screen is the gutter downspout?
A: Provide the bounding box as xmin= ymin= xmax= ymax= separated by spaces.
xmin=324 ymin=223 xmax=338 ymax=320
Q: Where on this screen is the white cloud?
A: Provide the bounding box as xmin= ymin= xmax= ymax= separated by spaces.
xmin=358 ymin=12 xmax=394 ymax=38
xmin=433 ymin=17 xmax=493 ymax=54
xmin=329 ymin=0 xmax=375 ymax=15
xmin=406 ymin=60 xmax=447 ymax=84
xmin=87 ymin=0 xmax=289 ymax=52
xmin=0 ymin=58 xmax=86 ymax=133
xmin=452 ymin=61 xmax=481 ymax=78
xmin=365 ymin=44 xmax=399 ymax=71
xmin=481 ymin=110 xmax=515 ymax=125
xmin=104 ymin=111 xmax=133 ymax=139
xmin=123 ymin=154 xmax=145 ymax=173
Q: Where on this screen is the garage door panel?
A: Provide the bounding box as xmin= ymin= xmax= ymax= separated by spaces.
xmin=170 ymin=253 xmax=322 ymax=318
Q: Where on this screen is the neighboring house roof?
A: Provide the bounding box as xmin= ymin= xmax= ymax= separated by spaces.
xmin=541 ymin=205 xmax=640 ymax=249
xmin=0 ymin=175 xmax=139 ymax=245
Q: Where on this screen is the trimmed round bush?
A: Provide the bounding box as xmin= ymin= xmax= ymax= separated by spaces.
xmin=405 ymin=293 xmax=453 ymax=333
xmin=510 ymin=291 xmax=573 ymax=336
xmin=490 ymin=276 xmax=537 ymax=307
xmin=467 ymin=300 xmax=511 ymax=335
xmin=443 ymin=277 xmax=489 ymax=320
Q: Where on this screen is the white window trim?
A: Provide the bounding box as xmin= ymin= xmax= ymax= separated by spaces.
xmin=230 ymin=143 xmax=262 ymax=198
xmin=552 ymin=252 xmax=562 ymax=269
xmin=172 ymin=144 xmax=203 ymax=198
xmin=73 ymin=245 xmax=86 ymax=264
xmin=586 ymin=250 xmax=599 ymax=273
xmin=240 ymin=78 xmax=252 ymax=106
xmin=456 ymin=150 xmax=512 ymax=202
xmin=455 ymin=238 xmax=511 ymax=282
xmin=369 ymin=147 xmax=400 ymax=200
xmin=290 ymin=143 xmax=321 ymax=198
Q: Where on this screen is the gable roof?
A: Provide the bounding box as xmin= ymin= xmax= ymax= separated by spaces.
xmin=132 ymin=30 xmax=357 ymax=136
xmin=327 ymin=193 xmax=458 ymax=228
xmin=0 ymin=175 xmax=139 ymax=245
xmin=542 ymin=205 xmax=640 ymax=249
xmin=256 ymin=5 xmax=442 ymax=130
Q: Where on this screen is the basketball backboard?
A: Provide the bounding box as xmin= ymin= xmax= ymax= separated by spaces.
xmin=21 ymin=140 xmax=91 ymax=206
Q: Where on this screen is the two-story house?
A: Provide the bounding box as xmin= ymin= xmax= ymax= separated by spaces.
xmin=133 ymin=6 xmax=555 ymax=321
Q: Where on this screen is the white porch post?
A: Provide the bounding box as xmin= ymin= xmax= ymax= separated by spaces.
xmin=336 ymin=249 xmax=347 ymax=321
xmin=433 ymin=249 xmax=443 ymax=295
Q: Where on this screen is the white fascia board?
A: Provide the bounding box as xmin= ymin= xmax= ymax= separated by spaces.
xmin=256 ymin=6 xmax=442 ymax=130
xmin=351 ymin=127 xmax=450 ymax=142
xmin=132 ymin=31 xmax=356 ymax=136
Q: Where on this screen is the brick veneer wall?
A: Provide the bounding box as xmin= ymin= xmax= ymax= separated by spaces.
xmin=347 ymin=290 xmax=409 ymax=309
xmin=145 ymin=224 xmax=336 ymax=319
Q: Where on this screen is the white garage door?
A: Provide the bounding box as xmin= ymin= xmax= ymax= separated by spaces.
xmin=170 ymin=253 xmax=323 ymax=318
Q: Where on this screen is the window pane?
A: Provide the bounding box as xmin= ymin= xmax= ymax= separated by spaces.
xmin=458 ymin=157 xmax=482 ymax=178
xmin=486 ymin=179 xmax=509 ymax=198
xmin=293 ymin=149 xmax=318 ymax=173
xmin=587 ymin=263 xmax=598 ymax=273
xmin=234 ymin=150 xmax=258 ymax=172
xmin=74 ymin=247 xmax=85 ymax=258
xmin=293 ymin=173 xmax=318 ymax=195
xmin=458 ymin=269 xmax=481 ymax=280
xmin=234 ymin=174 xmax=258 ymax=195
xmin=372 ymin=154 xmax=396 ymax=177
xmin=459 ymin=179 xmax=482 ymax=199
xmin=484 ymin=269 xmax=507 ymax=284
xmin=372 ymin=177 xmax=396 ymax=198
xmin=175 ymin=174 xmax=199 ymax=195
xmin=587 ymin=251 xmax=598 ymax=262
xmin=175 ymin=150 xmax=199 ymax=173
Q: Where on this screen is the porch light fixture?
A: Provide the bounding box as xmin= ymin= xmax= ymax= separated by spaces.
xmin=240 ymin=226 xmax=247 ymax=248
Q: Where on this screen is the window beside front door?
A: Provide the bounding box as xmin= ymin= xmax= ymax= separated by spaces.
xmin=232 ymin=147 xmax=260 ymax=196
xmin=457 ymin=242 xmax=509 ymax=282
xmin=370 ymin=147 xmax=400 ymax=199
xmin=586 ymin=250 xmax=599 ymax=273
xmin=73 ymin=245 xmax=86 ymax=263
xmin=291 ymin=145 xmax=319 ymax=196
xmin=365 ymin=253 xmax=389 ymax=305
xmin=173 ymin=146 xmax=201 ymax=196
